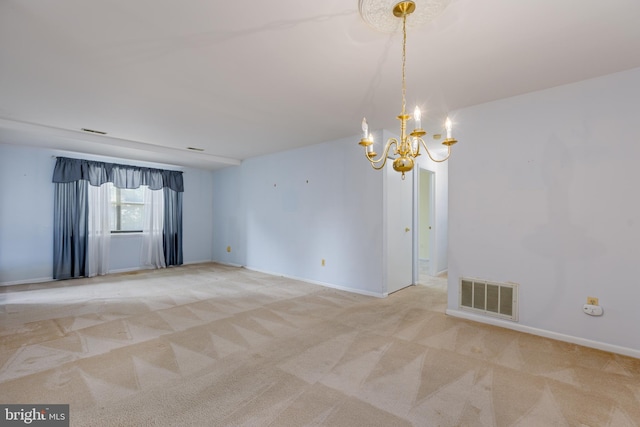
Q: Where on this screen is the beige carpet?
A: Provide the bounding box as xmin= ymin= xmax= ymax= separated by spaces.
xmin=1 ymin=263 xmax=639 ymax=426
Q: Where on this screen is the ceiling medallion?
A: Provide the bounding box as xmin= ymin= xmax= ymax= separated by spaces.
xmin=358 ymin=0 xmax=451 ymax=34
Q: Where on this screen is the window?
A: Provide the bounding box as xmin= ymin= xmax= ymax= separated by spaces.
xmin=110 ymin=186 xmax=145 ymax=232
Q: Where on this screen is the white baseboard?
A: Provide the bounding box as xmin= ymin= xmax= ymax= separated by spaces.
xmin=108 ymin=266 xmax=149 ymax=274
xmin=110 ymin=260 xmax=218 ymax=274
xmin=214 ymin=261 xmax=244 ymax=268
xmin=446 ymin=308 xmax=640 ymax=359
xmin=183 ymin=260 xmax=216 ymax=266
xmin=244 ymin=266 xmax=386 ymax=298
xmin=0 ymin=276 xmax=54 ymax=287
xmin=0 ymin=262 xmax=232 ymax=286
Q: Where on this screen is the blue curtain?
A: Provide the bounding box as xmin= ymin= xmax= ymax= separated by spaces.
xmin=52 ymin=157 xmax=184 ymax=278
xmin=52 ymin=157 xmax=183 ymax=192
xmin=53 ymin=180 xmax=88 ymax=279
xmin=163 ymin=187 xmax=183 ymax=266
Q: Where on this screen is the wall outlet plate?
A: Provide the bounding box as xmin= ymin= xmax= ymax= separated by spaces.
xmin=583 ymin=304 xmax=603 ymax=316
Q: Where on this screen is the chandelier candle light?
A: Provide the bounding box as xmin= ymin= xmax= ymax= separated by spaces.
xmin=358 ymin=0 xmax=457 ymax=179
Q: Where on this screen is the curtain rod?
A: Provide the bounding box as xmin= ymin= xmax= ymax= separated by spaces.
xmin=50 ymin=155 xmax=184 ymax=172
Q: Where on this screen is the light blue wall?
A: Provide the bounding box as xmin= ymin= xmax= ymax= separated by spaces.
xmin=212 ymin=134 xmax=386 ymax=296
xmin=182 ymin=167 xmax=215 ymax=264
xmin=0 ymin=144 xmax=55 ymax=283
xmin=448 ymin=67 xmax=640 ymax=355
xmin=0 ymin=143 xmax=215 ymax=285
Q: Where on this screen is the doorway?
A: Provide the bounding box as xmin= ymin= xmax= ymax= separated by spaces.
xmin=417 ymin=168 xmax=436 ymax=280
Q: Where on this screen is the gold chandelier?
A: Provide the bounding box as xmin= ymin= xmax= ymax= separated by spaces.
xmin=359 ymin=0 xmax=457 ymax=179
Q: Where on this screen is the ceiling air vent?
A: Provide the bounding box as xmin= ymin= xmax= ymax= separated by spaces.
xmin=81 ymin=128 xmax=107 ymax=135
xmin=459 ymin=277 xmax=518 ymax=321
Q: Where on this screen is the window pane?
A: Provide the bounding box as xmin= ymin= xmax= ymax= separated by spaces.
xmin=110 ymin=187 xmax=145 ymax=231
xmin=119 ymin=205 xmax=144 ymax=231
xmin=120 ymin=188 xmax=144 ymax=203
xmin=109 ymin=204 xmax=118 ymax=230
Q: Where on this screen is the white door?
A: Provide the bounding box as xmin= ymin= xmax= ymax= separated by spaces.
xmin=385 ymin=166 xmax=414 ymax=294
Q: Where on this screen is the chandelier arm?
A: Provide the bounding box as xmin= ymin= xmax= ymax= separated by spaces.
xmin=366 ymin=138 xmax=398 ymax=170
xmin=411 ymin=137 xmax=421 ymax=157
xmin=419 ymin=139 xmax=452 ymax=163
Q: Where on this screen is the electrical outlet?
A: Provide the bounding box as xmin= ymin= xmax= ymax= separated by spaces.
xmin=321 ymin=259 xmax=325 ymax=266
xmin=226 ymin=246 xmax=231 ymax=253
xmin=583 ymin=304 xmax=603 ymax=316
xmin=587 ymin=296 xmax=599 ymax=306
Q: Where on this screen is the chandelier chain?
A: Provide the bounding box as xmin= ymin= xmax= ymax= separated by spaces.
xmin=401 ymin=13 xmax=407 ymax=116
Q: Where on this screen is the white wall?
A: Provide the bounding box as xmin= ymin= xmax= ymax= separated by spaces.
xmin=212 ymin=133 xmax=387 ymax=296
xmin=447 ymin=67 xmax=640 ymax=356
xmin=0 ymin=143 xmax=215 ymax=284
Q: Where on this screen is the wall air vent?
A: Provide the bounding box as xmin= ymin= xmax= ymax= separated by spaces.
xmin=459 ymin=277 xmax=518 ymax=321
xmin=81 ymin=128 xmax=107 ymax=135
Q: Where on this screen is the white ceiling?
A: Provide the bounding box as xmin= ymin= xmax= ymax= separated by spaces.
xmin=2 ymin=0 xmax=640 ymax=170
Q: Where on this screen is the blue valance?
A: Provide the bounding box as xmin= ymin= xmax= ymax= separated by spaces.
xmin=52 ymin=157 xmax=183 ymax=192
